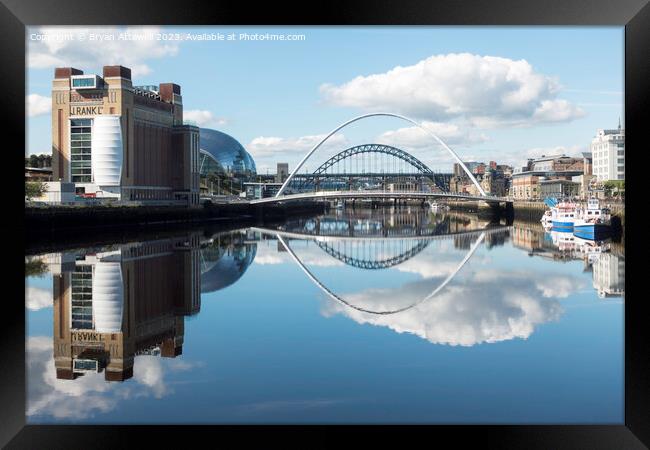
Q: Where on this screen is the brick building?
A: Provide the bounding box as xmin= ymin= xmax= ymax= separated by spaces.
xmin=51 ymin=65 xmax=200 ymax=205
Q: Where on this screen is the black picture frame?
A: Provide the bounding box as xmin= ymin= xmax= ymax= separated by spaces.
xmin=3 ymin=0 xmax=648 ymax=447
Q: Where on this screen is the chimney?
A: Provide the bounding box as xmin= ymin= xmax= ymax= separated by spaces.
xmin=102 ymin=65 xmax=132 ymax=80
xmin=54 ymin=67 xmax=83 ymax=79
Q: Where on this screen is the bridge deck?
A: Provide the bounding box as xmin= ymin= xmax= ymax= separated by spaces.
xmin=250 ymin=190 xmax=510 ymax=205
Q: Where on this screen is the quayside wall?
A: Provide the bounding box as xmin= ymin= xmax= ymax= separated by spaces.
xmin=445 ymin=199 xmax=625 ymax=227
xmin=25 ymin=201 xmax=325 ymax=254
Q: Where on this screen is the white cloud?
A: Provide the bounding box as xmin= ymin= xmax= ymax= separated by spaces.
xmin=247 ymin=133 xmax=349 ymax=175
xmin=25 ymin=286 xmax=52 ymax=311
xmin=28 ymin=26 xmax=179 ymax=78
xmin=371 ymin=121 xmax=491 ymax=171
xmin=247 ymin=133 xmax=348 ymax=160
xmin=253 ymin=252 xmax=287 ymax=265
xmin=320 ymin=53 xmax=585 ymax=127
xmin=253 ymin=239 xmax=344 ymax=267
xmin=184 ymin=110 xmax=228 ymax=128
xmin=376 ymin=121 xmax=489 ymax=149
xmin=320 ymin=268 xmax=579 ymax=347
xmin=26 ymin=336 xmax=200 ymax=420
xmin=532 ymin=99 xmax=586 ymax=123
xmin=395 ymin=255 xmax=490 ymax=279
xmin=27 ymin=94 xmax=51 ymax=118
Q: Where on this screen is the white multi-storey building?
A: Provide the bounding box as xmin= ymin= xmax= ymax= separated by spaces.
xmin=592 ymin=253 xmax=625 ymax=298
xmin=590 ymin=122 xmax=625 ymax=181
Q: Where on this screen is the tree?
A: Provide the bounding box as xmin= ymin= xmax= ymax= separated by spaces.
xmin=28 ymin=154 xmax=39 ymax=167
xmin=603 ymin=180 xmax=624 ymax=198
xmin=25 ymin=181 xmax=48 ymax=200
xmin=25 ymin=259 xmax=48 ymax=277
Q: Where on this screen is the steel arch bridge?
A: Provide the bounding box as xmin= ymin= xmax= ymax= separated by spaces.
xmin=246 ymin=113 xmax=517 ymax=205
xmin=290 ymin=143 xmax=450 ymax=192
xmin=315 ymin=239 xmax=431 ymax=270
xmin=316 ymin=144 xmax=432 ymax=175
xmin=274 ymin=112 xmax=488 ymax=198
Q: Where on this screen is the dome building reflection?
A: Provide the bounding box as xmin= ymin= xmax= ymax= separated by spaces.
xmin=200 ymin=232 xmax=257 ymax=293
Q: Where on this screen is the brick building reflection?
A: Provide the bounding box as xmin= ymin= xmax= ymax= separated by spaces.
xmin=51 ymin=233 xmax=201 ymax=382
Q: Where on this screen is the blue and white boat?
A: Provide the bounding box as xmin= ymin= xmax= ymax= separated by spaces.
xmin=540 ymin=197 xmax=556 ymax=228
xmin=550 ymin=199 xmax=580 ymax=230
xmin=573 ymin=198 xmax=611 ymax=240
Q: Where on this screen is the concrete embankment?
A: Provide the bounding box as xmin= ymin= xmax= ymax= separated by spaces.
xmin=444 ymin=200 xmax=511 ymax=221
xmin=25 ymin=201 xmax=325 ymax=254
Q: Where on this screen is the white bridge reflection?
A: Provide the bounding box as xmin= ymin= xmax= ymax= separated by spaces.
xmin=251 ymin=225 xmax=512 ymax=315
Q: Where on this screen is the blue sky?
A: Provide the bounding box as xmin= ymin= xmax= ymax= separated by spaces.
xmin=26 ymin=26 xmax=623 ymax=173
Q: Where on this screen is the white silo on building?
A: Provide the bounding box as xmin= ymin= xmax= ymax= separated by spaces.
xmin=92 ymin=261 xmax=124 ymax=333
xmin=91 ymin=115 xmax=123 ymax=198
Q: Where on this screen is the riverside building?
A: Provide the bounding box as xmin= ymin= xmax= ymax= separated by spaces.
xmin=51 ymin=65 xmax=200 ymax=206
xmin=591 ymin=122 xmax=625 ymax=182
xmin=510 ymin=154 xmax=584 ymax=200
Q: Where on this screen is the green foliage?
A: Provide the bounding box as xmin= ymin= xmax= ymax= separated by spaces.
xmin=603 ymin=180 xmax=625 ymax=198
xmin=26 ymin=154 xmax=52 ymax=168
xmin=604 ymin=180 xmax=624 ymax=190
xmin=25 ymin=181 xmax=48 ymax=200
xmin=25 ymin=259 xmax=48 ymax=277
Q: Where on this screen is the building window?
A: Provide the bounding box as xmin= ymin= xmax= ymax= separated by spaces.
xmin=70 ymin=119 xmax=92 ymax=183
xmin=71 ymin=265 xmax=93 ymax=329
xmin=72 ymin=77 xmax=96 ymax=88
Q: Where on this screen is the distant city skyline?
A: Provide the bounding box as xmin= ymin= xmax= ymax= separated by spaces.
xmin=26 ymin=26 xmax=624 ymax=173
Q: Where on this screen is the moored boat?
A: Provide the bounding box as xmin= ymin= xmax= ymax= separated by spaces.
xmin=573 ymin=198 xmax=611 ymax=240
xmin=551 ymin=199 xmax=580 ymax=230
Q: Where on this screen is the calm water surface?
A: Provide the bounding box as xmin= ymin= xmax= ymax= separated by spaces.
xmin=25 ymin=207 xmax=624 ymax=424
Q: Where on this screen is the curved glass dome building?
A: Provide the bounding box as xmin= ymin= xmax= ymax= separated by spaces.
xmin=199 ymin=128 xmax=256 ymax=179
xmin=200 ymin=239 xmax=257 ymax=294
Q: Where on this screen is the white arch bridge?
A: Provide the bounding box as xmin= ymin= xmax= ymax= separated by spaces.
xmin=250 ymin=190 xmax=510 ymax=205
xmin=249 ymin=113 xmax=512 ymax=206
xmin=252 ymin=225 xmax=512 ymax=315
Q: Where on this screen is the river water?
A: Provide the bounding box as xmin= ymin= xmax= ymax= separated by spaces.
xmin=25 ymin=207 xmax=624 ymax=424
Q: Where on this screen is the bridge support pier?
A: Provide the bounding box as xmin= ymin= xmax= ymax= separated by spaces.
xmin=503 ymin=201 xmax=515 ymax=224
